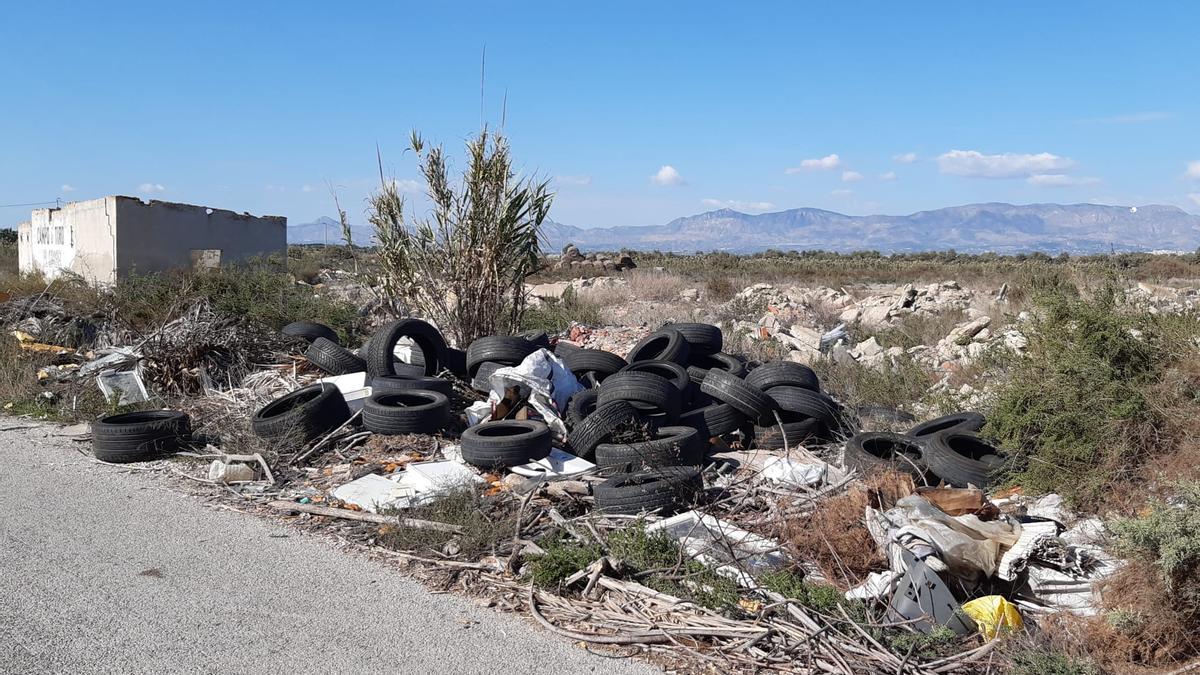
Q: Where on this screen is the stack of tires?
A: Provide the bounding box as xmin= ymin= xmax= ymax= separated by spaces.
xmin=560 ymin=322 xmax=849 ymax=515
xmin=843 ymin=412 xmax=1006 ymax=488
xmin=262 ymin=318 xmax=457 ymax=441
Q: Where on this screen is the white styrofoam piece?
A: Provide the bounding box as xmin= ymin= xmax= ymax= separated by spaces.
xmin=331 ymin=474 xmax=418 ymax=513
xmin=396 ymin=460 xmax=483 ymax=493
xmin=647 ymin=510 xmax=788 ymax=587
xmin=510 ymin=448 xmax=595 ymax=478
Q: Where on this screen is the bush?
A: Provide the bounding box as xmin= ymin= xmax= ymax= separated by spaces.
xmin=519 ymin=287 xmax=602 ymax=334
xmin=370 ymin=128 xmax=552 ymax=346
xmin=984 ymin=284 xmax=1175 ymax=506
xmin=1112 ymin=481 xmax=1200 ymax=596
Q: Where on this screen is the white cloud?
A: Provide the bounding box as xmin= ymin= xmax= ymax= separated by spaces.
xmin=880 ymin=171 xmax=897 ymax=181
xmin=831 ymin=188 xmax=853 ymax=197
xmin=700 ymin=198 xmax=775 ymax=213
xmin=841 ymin=170 xmax=864 ymax=183
xmin=301 ymin=184 xmax=317 ymax=193
xmin=61 ymin=184 xmax=76 ymax=192
xmin=1189 ymin=193 xmax=1200 ymax=207
xmin=650 ymin=165 xmax=684 ymax=186
xmin=1185 ymin=161 xmax=1200 ymax=180
xmin=937 ymin=150 xmax=1075 ymax=179
xmin=1076 ymin=111 xmax=1172 ymax=124
xmin=137 ymin=182 xmax=166 ymax=194
xmin=1027 ymin=174 xmax=1101 ymax=187
xmin=389 ymin=179 xmax=423 ymax=193
xmin=556 ymin=175 xmax=592 ymax=186
xmin=785 ymin=153 xmax=842 ymax=174
xmin=893 ymin=152 xmax=918 ymax=164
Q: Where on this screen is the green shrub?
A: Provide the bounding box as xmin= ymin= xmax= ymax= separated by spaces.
xmin=519 ymin=287 xmax=602 ymax=333
xmin=1112 ymin=481 xmax=1200 ymax=596
xmin=528 ymin=535 xmax=602 ymax=588
xmin=984 ymin=284 xmax=1178 ymax=505
xmin=1008 ymin=646 xmax=1100 ymax=675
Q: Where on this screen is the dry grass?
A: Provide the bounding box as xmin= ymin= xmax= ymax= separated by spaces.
xmin=779 ymin=471 xmax=913 ymax=587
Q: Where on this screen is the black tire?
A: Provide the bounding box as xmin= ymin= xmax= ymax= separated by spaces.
xmin=441 ymin=347 xmax=468 ymax=378
xmin=686 ymin=352 xmax=746 ymax=384
xmin=763 ymin=386 xmax=841 ymax=426
xmin=593 ymin=466 xmax=702 ymax=515
xmin=700 ymin=368 xmax=777 ymax=423
xmin=565 ymin=388 xmax=600 ymax=428
xmin=920 ymin=431 xmax=1000 ymax=488
xmin=362 ymin=391 xmax=449 ymax=435
xmin=92 ymin=410 xmax=192 ymax=463
xmin=367 ymin=319 xmax=446 ymax=378
xmin=854 ymin=404 xmax=917 ymax=425
xmin=252 ymin=383 xmax=352 ymax=443
xmin=553 ymin=341 xmax=584 ymax=358
xmin=909 ymin=412 xmax=986 ymax=439
xmin=461 ymin=420 xmax=553 ymax=468
xmin=466 ymin=336 xmax=539 ymax=377
xmin=679 ymin=403 xmax=745 ymax=438
xmin=519 ymin=330 xmax=552 ymax=349
xmin=568 ymin=400 xmax=645 ymax=460
xmin=745 ymin=361 xmax=821 ymax=392
xmin=619 ymin=360 xmax=690 ymax=393
xmin=753 ymin=419 xmax=826 ymax=449
xmin=282 ymin=321 xmax=339 ymax=345
xmin=562 ymin=349 xmax=627 ymax=383
xmin=305 ymin=337 xmax=367 ymax=375
xmin=370 ymin=374 xmax=452 ymax=396
xmin=598 ymin=371 xmax=682 ymax=423
xmin=470 ymin=360 xmax=506 ymax=393
xmin=594 ymin=426 xmax=704 ymax=470
xmin=667 ymin=322 xmax=722 ymax=356
xmin=844 ymin=431 xmax=927 ymax=479
xmin=627 ymin=328 xmax=691 ymax=366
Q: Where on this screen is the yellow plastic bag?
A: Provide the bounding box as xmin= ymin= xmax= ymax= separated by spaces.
xmin=961 ymin=595 xmax=1023 ymax=640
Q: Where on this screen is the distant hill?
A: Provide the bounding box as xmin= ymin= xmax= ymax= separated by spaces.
xmin=293 ymin=203 xmax=1200 ymax=254
xmin=288 ymin=217 xmax=375 ymax=246
xmin=540 ymin=203 xmax=1200 ymax=254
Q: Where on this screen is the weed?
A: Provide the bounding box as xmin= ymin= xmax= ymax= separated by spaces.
xmin=378 ymin=487 xmax=518 ymax=559
xmin=813 ymin=353 xmax=931 ymax=416
xmin=369 ymin=128 xmax=552 ymax=345
xmin=882 ymin=626 xmax=961 ymax=661
xmin=757 ymin=569 xmax=865 ymax=619
xmin=520 ymin=287 xmax=602 ymax=333
xmin=983 ymin=283 xmax=1191 ymax=506
xmin=1111 ymin=481 xmax=1200 ymax=594
xmin=1007 ymin=645 xmax=1100 ymax=675
xmin=528 ymin=535 xmax=602 ymax=588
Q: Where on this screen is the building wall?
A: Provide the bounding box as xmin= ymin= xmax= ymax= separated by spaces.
xmin=113 ymin=197 xmax=286 ymax=277
xmin=20 ymin=197 xmax=119 ymax=283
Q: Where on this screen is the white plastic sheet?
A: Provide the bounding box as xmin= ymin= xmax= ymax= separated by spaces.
xmin=883 ymin=495 xmax=1021 ymax=579
xmin=486 ymin=349 xmax=584 ymax=436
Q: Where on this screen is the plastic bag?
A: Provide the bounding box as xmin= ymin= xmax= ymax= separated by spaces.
xmin=961 ymin=595 xmax=1023 ymax=640
xmin=886 ymin=495 xmax=1022 ymax=578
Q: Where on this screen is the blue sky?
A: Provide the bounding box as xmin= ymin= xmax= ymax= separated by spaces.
xmin=2 ymin=2 xmax=1198 ymax=231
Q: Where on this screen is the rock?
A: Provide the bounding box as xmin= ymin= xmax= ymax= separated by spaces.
xmin=757 ymin=312 xmax=781 ymax=336
xmin=1002 ymin=329 xmax=1028 ymax=351
xmin=853 ymin=336 xmax=884 ymax=360
xmin=972 ymin=327 xmax=991 ymax=342
xmin=946 ymin=316 xmax=992 ymax=346
xmin=859 ymin=304 xmax=893 ymax=327
xmin=528 ymin=281 xmax=571 ymax=302
xmin=679 ymin=288 xmax=700 ymax=302
xmin=785 ymin=346 xmax=821 ymax=365
xmin=839 ymin=307 xmax=862 ymax=324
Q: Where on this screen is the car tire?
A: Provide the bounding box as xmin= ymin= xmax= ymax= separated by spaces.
xmin=252 ymin=383 xmax=352 ymax=443
xmin=597 ymin=371 xmax=682 ymax=423
xmin=282 ymin=321 xmax=339 ymax=345
xmin=370 ymin=374 xmax=452 ymax=397
xmin=679 ymin=403 xmax=745 ymax=438
xmin=919 ymin=431 xmax=1000 ymax=488
xmin=593 ymin=466 xmax=703 ymax=515
xmin=844 ymin=431 xmax=927 ymax=479
xmin=461 ymin=420 xmax=553 ymax=468
xmin=92 ymin=410 xmax=192 ymax=463
xmin=745 ymin=361 xmax=821 ymax=392
xmin=667 ymin=322 xmax=722 ymax=356
xmin=367 ymin=319 xmax=446 ymax=378
xmin=594 ymin=425 xmax=704 ymax=470
xmin=565 ymin=388 xmax=600 ymax=428
xmin=362 ymin=391 xmax=449 ymax=435
xmin=619 ymin=360 xmax=690 ymax=393
xmin=568 ymin=400 xmax=645 ymax=460
xmin=306 ymin=337 xmax=367 ymax=375
xmin=699 ymin=368 xmax=777 ymax=423
xmin=753 ymin=419 xmax=826 ymax=449
xmin=909 ymin=412 xmax=986 ymax=439
xmin=465 ymin=336 xmax=539 ymax=377
xmin=626 ymin=328 xmax=691 ymax=366
xmin=562 ymin=348 xmax=627 ymax=384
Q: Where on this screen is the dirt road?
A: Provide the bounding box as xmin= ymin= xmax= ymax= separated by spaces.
xmin=0 ymin=421 xmax=657 ymax=674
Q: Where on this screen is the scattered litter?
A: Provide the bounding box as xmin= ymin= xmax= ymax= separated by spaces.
xmin=760 ymin=456 xmax=826 ymax=487
xmin=394 ymin=460 xmax=483 ymax=493
xmin=961 ymin=595 xmax=1022 ymax=640
xmin=510 ymin=448 xmax=595 ymax=478
xmin=331 ymin=474 xmax=419 ymax=513
xmin=97 ymin=368 xmax=149 ymax=404
xmin=208 ymin=460 xmax=255 ymax=483
xmin=649 ymin=511 xmax=788 ymax=587
xmin=888 ymin=550 xmax=976 ymax=635
xmin=485 ymin=349 xmax=584 ymax=436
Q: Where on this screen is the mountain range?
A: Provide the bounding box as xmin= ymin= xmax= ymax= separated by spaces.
xmin=289 ymin=203 xmax=1200 ymax=254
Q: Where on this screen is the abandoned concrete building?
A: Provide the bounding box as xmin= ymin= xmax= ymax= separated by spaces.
xmin=17 ymin=196 xmax=287 ymax=284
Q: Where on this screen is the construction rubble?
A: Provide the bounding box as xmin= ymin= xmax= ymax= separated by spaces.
xmin=1 ymin=285 xmax=1125 ymax=674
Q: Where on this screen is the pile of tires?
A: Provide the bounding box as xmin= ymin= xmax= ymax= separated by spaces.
xmin=843 ymin=412 xmax=1006 ymax=489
